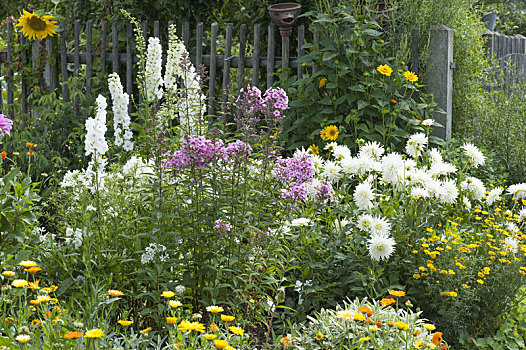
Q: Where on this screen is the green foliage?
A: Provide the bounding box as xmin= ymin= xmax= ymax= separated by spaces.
xmin=479 ymin=0 xmax=526 ymax=36
xmin=284 ymin=6 xmax=440 ymax=153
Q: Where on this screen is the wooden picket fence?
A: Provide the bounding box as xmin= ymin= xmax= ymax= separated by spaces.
xmin=0 ymin=18 xmax=312 ymax=120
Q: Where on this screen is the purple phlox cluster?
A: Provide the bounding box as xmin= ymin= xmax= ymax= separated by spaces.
xmin=0 ymin=114 xmax=13 ymax=137
xmin=164 ymin=136 xmax=253 ymax=172
xmin=256 ymin=227 xmax=270 ymax=246
xmin=315 ymin=180 xmax=335 ymax=202
xmin=164 ymin=135 xmax=226 ymax=172
xmin=262 ymin=87 xmax=289 ymax=121
xmin=273 ymin=153 xmax=315 ymax=202
xmin=226 ymin=140 xmax=252 ymax=164
xmin=215 ymin=219 xmax=232 ymax=232
xmin=234 ymin=85 xmax=264 ymax=121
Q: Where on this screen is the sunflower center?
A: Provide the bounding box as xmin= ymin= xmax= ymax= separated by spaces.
xmin=27 ymin=15 xmax=47 ymax=32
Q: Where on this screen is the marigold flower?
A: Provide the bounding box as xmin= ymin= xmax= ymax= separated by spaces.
xmin=377 ymin=64 xmax=393 ymax=76
xmin=432 ymin=332 xmax=443 ymax=345
xmin=2 ymin=271 xmax=15 ymax=277
xmin=84 ymin=328 xmax=104 ymax=338
xmin=118 ymin=320 xmax=133 ymax=326
xmin=107 ymin=289 xmax=123 ymax=297
xmin=229 ymin=326 xmax=244 ymax=336
xmin=220 ymin=315 xmax=235 ymax=322
xmin=19 ymin=260 xmax=37 ymax=267
xmin=64 ymin=331 xmax=83 ymax=339
xmin=166 ymin=317 xmax=178 ymax=325
xmin=389 ymin=290 xmax=406 ymax=297
xmin=320 ymin=125 xmax=339 ymax=141
xmin=11 ymin=279 xmax=28 ymax=288
xmin=214 ymin=339 xmax=229 ymax=349
xmin=206 ymin=305 xmax=224 ymax=313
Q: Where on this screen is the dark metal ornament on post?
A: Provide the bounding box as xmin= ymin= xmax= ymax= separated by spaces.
xmin=268 ymin=3 xmax=302 ymax=37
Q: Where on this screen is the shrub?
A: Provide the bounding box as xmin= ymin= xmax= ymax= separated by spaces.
xmin=284 ymin=5 xmax=441 ymax=154
xmin=290 ymin=297 xmax=447 ymax=349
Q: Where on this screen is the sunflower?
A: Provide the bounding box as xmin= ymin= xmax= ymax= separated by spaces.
xmin=403 ymin=70 xmax=418 ymax=83
xmin=16 ymin=10 xmax=57 ymax=40
xmin=320 ymin=125 xmax=339 ymax=141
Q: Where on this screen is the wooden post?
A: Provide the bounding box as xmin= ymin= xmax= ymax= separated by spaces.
xmin=222 ymin=23 xmax=233 ymax=103
xmin=208 ymin=22 xmax=218 ymax=116
xmin=126 ymin=23 xmax=133 ymax=112
xmin=6 ymin=19 xmax=14 ymax=119
xmin=196 ymin=23 xmax=203 ymax=69
xmin=267 ymin=24 xmax=275 ymax=88
xmin=252 ymin=24 xmax=261 ymax=87
xmin=20 ymin=36 xmax=28 ymax=115
xmin=297 ymin=25 xmax=304 ymax=80
xmin=427 ymin=25 xmax=454 ymax=141
xmin=101 ymin=20 xmax=107 ymax=92
xmin=112 ymin=21 xmax=119 ymax=73
xmin=86 ymin=20 xmax=93 ymax=96
xmin=74 ymin=20 xmax=80 ymax=118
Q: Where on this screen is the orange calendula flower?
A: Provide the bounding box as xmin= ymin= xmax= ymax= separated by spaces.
xmin=29 ymin=299 xmax=41 ymax=305
xmin=432 ymin=332 xmax=443 ymax=345
xmin=210 ymin=323 xmax=219 ymax=332
xmin=377 ymin=64 xmax=393 ymax=76
xmin=380 ymin=298 xmax=396 ymax=306
xmin=319 ymin=78 xmax=328 ymax=88
xmin=358 ymin=306 xmax=373 ymax=316
xmin=26 ymin=142 xmax=34 ymax=147
xmin=108 ymin=289 xmax=124 ymax=297
xmin=64 ymin=331 xmax=83 ymax=339
xmin=0 ymin=151 xmax=6 ymax=160
xmin=166 ymin=317 xmax=178 ymax=325
xmin=140 ymin=327 xmax=152 ymax=334
xmin=220 ymin=315 xmax=235 ymax=322
xmin=25 ymin=266 xmax=42 ymax=274
xmin=389 ymin=290 xmax=406 ymax=297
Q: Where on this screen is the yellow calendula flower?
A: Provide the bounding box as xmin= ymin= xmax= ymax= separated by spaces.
xmin=395 ymin=322 xmax=409 ymax=330
xmin=359 ymin=336 xmax=371 ymax=341
xmin=19 ymin=260 xmax=37 ymax=268
xmin=220 ymin=315 xmax=235 ymax=322
xmin=214 ymin=339 xmax=229 ymax=349
xmin=319 ymin=78 xmax=328 ymax=88
xmin=315 ymin=331 xmax=323 ymax=340
xmin=84 ymin=328 xmax=104 ymax=338
xmin=377 ymin=64 xmax=393 ymax=76
xmin=43 ymin=285 xmax=58 ymax=293
xmin=477 ymin=279 xmax=484 ymax=284
xmin=16 ymin=10 xmax=57 ymax=40
xmin=108 ymin=289 xmax=124 ymax=297
xmin=445 ymin=291 xmax=458 ymax=297
xmin=15 ymin=334 xmax=31 ymax=343
xmin=204 ymin=334 xmax=217 ymax=340
xmin=170 ymin=300 xmax=183 ymax=308
xmin=389 ymin=290 xmax=406 ymax=297
xmin=424 ymin=324 xmax=436 ymax=331
xmin=320 ymin=125 xmax=339 ymax=141
xmin=2 ymin=271 xmax=15 ymax=277
xmin=229 ymin=326 xmax=245 ymax=336
xmin=413 ymin=274 xmax=421 ymax=279
xmin=403 ymin=70 xmax=418 ymax=83
xmin=206 ymin=305 xmax=224 ymax=313
xmin=162 ymin=291 xmax=175 ymax=298
xmin=353 ymin=312 xmax=366 ymax=321
xmin=11 ymin=279 xmax=28 ymax=288
xmin=118 ymin=320 xmax=133 ymax=326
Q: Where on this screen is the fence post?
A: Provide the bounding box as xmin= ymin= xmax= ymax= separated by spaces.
xmin=427 ymin=25 xmax=454 ymax=141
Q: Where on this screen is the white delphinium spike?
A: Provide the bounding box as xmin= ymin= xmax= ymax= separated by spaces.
xmin=145 ymin=37 xmax=164 ymax=101
xmin=85 ymin=95 xmax=109 ymax=163
xmin=164 ymin=25 xmax=186 ymax=93
xmin=108 ymin=73 xmax=133 ymax=151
